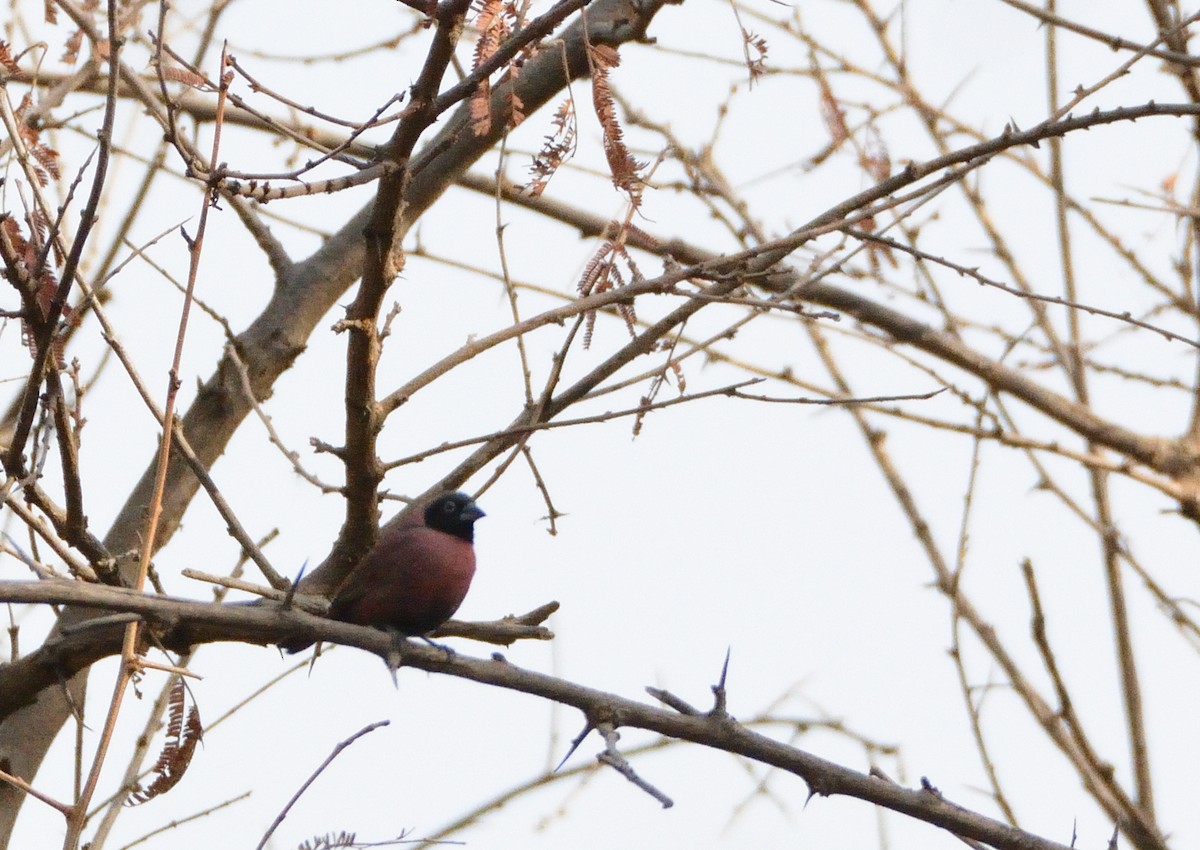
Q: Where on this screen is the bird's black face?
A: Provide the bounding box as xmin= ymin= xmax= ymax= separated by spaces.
xmin=424 ymin=492 xmax=485 ymax=542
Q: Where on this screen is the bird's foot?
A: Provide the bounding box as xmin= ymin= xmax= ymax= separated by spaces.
xmin=420 ymin=635 xmax=456 ymax=659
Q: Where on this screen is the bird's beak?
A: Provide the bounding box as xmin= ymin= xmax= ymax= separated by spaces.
xmin=464 ymin=504 xmax=486 ymax=522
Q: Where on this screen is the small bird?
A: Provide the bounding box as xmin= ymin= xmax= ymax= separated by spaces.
xmin=285 ymin=492 xmax=484 ymax=652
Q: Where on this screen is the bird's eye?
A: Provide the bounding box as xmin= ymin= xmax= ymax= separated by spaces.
xmin=443 ymin=501 xmax=457 ymax=513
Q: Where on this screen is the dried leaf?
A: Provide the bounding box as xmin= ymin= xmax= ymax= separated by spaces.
xmin=159 ymin=64 xmax=208 ymax=88
xmin=470 ymin=80 xmax=492 ymax=136
xmin=741 ymin=29 xmax=768 ymax=82
xmin=812 ymin=57 xmax=848 ymax=146
xmin=524 ymin=97 xmax=577 ymax=196
xmin=472 ymin=0 xmax=507 ymax=68
xmin=126 ymin=679 xmax=204 ymax=806
xmin=860 ymin=124 xmax=890 ymax=182
xmin=576 ymin=238 xmax=640 ymax=348
xmin=61 ymin=30 xmax=83 ymax=65
xmin=588 ymin=44 xmax=644 ymax=196
xmin=0 ymin=41 xmax=20 ymax=74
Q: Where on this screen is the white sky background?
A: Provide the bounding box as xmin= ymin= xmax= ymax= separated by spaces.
xmin=3 ymin=0 xmax=1199 ymax=848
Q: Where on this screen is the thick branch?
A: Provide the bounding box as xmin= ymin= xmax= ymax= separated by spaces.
xmin=0 ymin=0 xmax=671 ymax=838
xmin=0 ymin=581 xmax=555 ymax=719
xmin=331 ymin=0 xmax=475 ymax=583
xmin=0 ymin=582 xmax=1072 ymax=850
xmin=101 ymin=0 xmax=669 ymax=578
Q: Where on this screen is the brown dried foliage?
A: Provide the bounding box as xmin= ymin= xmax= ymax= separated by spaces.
xmin=741 ymin=29 xmax=768 ymax=82
xmin=813 ymin=59 xmax=849 ymax=147
xmin=473 ymin=0 xmax=509 ymax=65
xmin=1 ymin=213 xmax=69 ymax=367
xmin=858 ymin=125 xmax=896 ymax=269
xmin=60 ymin=30 xmax=83 ymax=65
xmin=61 ymin=0 xmax=100 ymax=62
xmin=860 ymin=124 xmax=891 ymax=183
xmin=469 ymin=0 xmax=529 ymax=136
xmin=505 ymin=57 xmax=526 ymax=128
xmin=0 ymin=41 xmax=20 ymax=73
xmin=588 ymin=44 xmax=644 ymax=197
xmin=126 ymin=679 xmax=204 ymax=806
xmin=524 ymin=97 xmax=577 ymax=196
xmin=470 ymin=0 xmax=506 ymax=135
xmin=470 ymin=78 xmax=494 ymax=136
xmin=159 ymin=64 xmax=209 ymax=88
xmin=811 ymin=57 xmax=895 ymax=276
xmin=632 ymin=352 xmax=686 ymax=437
xmin=11 ymin=93 xmax=62 ymax=186
xmin=1 ymin=89 xmax=71 ymax=367
xmin=577 ymin=237 xmax=642 ymax=348
xmin=298 ymin=831 xmax=361 ymax=850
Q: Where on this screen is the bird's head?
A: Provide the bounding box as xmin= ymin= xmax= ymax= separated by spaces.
xmin=424 ymin=492 xmax=486 ymax=542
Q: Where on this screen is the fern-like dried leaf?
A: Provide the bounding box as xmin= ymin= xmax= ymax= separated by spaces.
xmin=0 ymin=41 xmax=20 ymax=73
xmin=0 ymin=215 xmax=30 ymax=268
xmin=470 ymin=79 xmax=492 ymax=136
xmin=159 ymin=64 xmax=208 ymax=88
xmin=741 ymin=29 xmax=768 ymax=82
xmin=61 ymin=29 xmax=83 ymax=64
xmin=578 ymin=240 xmax=614 ymax=297
xmin=299 ymin=831 xmax=359 ymax=850
xmin=860 ymin=124 xmax=891 ymax=182
xmin=506 ymin=61 xmax=525 ymax=128
xmin=812 ymin=57 xmax=848 ymax=146
xmin=468 ymin=0 xmax=517 ymax=135
xmin=472 ymin=0 xmax=506 ymax=66
xmin=588 ymin=45 xmax=644 ymax=196
xmin=576 ymin=238 xmax=643 ymax=348
xmin=524 ymin=97 xmax=577 ymax=196
xmin=30 ymin=141 xmax=61 ymax=183
xmin=126 ymin=679 xmax=204 ymax=806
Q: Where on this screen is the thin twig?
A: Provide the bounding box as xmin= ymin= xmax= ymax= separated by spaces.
xmin=256 ymin=720 xmax=390 ymax=850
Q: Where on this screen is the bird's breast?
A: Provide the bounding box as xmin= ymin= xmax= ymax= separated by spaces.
xmin=331 ymin=527 xmax=477 ymax=636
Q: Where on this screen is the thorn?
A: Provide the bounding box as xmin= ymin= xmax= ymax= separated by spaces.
xmin=555 ymin=719 xmax=594 ymax=772
xmin=379 ymin=627 xmax=411 ymax=688
xmin=282 ymin=561 xmax=306 ymax=610
xmin=709 ymin=647 xmax=731 ymax=717
xmin=305 ymin=644 xmax=322 ymax=677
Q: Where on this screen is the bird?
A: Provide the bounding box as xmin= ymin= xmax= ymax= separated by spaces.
xmin=283 ymin=491 xmax=484 ymax=652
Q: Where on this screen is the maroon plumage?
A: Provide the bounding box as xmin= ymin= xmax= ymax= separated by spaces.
xmin=331 ymin=492 xmax=483 ymax=634
xmin=285 ymin=492 xmax=484 ymax=651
